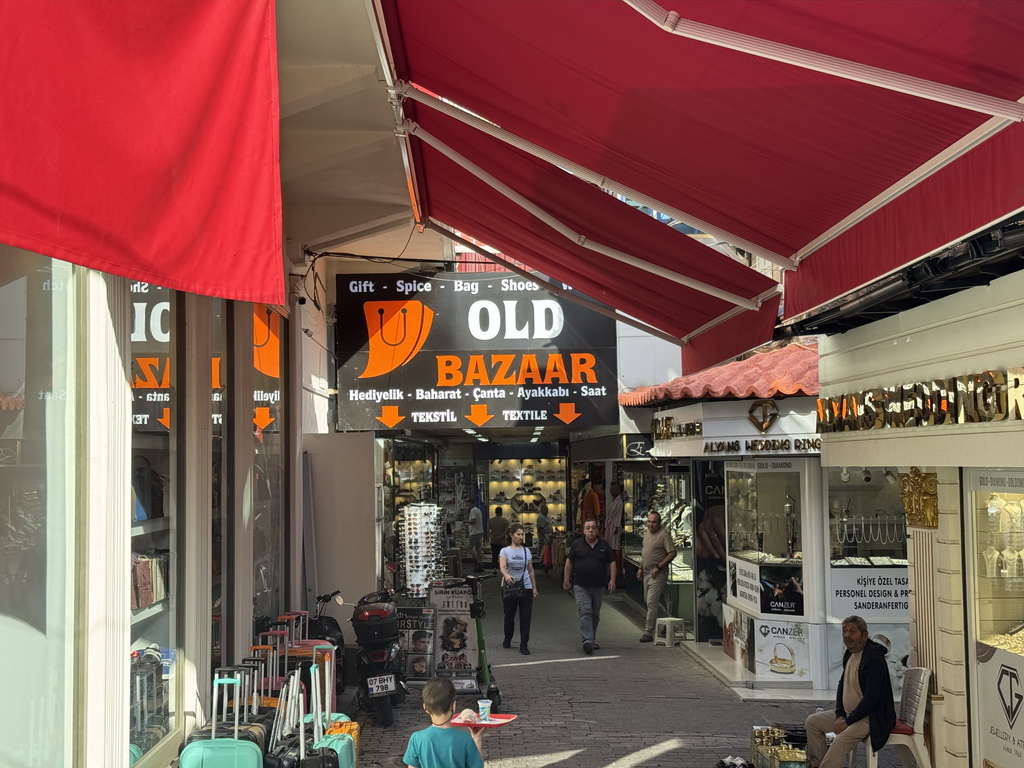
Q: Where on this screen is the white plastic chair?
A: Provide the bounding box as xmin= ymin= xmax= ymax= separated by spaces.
xmin=847 ymin=666 xmax=932 ymax=768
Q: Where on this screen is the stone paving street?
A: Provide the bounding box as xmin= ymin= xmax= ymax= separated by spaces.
xmin=340 ymin=572 xmax=898 ymax=768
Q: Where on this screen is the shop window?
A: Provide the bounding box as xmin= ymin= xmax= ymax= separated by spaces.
xmin=129 ymin=284 xmax=178 ymax=759
xmin=211 ymin=298 xmax=228 ymax=667
xmin=826 ymin=467 xmax=908 ymax=567
xmin=0 ymin=255 xmax=77 ymax=766
xmin=252 ymin=304 xmax=287 ymax=623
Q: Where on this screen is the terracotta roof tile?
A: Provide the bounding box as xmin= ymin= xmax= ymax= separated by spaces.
xmin=619 ymin=342 xmax=818 ymax=407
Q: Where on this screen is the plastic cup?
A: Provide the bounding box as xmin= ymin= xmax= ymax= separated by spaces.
xmin=477 ymin=699 xmax=492 ymax=721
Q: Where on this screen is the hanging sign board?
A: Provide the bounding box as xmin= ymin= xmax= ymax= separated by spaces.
xmin=335 ymin=273 xmax=618 ymax=431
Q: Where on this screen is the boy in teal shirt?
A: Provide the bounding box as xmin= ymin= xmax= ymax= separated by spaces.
xmin=403 ymin=678 xmax=484 ymax=768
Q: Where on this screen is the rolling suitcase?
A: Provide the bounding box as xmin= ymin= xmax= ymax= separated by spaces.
xmin=308 ymin=663 xmax=354 ymax=768
xmin=180 ymin=675 xmax=262 ymax=755
xmin=179 ymin=678 xmax=262 ymax=768
xmin=265 ymin=673 xmax=309 ymax=768
xmin=297 ymin=675 xmax=340 ymax=768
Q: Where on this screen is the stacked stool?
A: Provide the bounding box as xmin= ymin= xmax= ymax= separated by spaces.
xmin=653 ymin=617 xmax=687 ymax=646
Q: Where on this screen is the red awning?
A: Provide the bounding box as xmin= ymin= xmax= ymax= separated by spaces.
xmin=380 ymin=0 xmax=1024 ymax=365
xmin=0 ymin=1 xmax=284 ymax=304
xmin=619 ymin=342 xmax=819 ymax=407
xmin=412 ymin=106 xmax=780 ymax=362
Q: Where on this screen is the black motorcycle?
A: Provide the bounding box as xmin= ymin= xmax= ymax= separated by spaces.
xmin=349 ymin=589 xmax=407 ymax=727
xmin=306 ymin=590 xmax=348 ymax=692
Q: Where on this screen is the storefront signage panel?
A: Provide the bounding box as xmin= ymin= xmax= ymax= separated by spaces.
xmin=335 ymin=274 xmax=617 ymax=430
xmin=830 ymin=568 xmax=910 ymax=619
xmin=818 ymin=367 xmax=1024 ymax=433
xmin=651 ymin=400 xmax=820 ymax=457
xmin=976 ymin=645 xmax=1024 ymax=767
xmin=727 ymin=556 xmax=805 ymax=616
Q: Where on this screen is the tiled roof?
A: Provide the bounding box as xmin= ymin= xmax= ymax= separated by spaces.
xmin=619 ymin=342 xmax=819 ymax=407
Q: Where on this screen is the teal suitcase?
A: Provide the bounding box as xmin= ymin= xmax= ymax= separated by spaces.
xmin=179 ymin=678 xmax=262 ymax=768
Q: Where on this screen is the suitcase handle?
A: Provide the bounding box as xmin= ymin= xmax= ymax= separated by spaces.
xmin=211 ymin=678 xmax=240 ymax=741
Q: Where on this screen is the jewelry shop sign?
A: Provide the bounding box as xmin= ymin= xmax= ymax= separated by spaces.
xmin=335 ymin=273 xmax=618 ymax=431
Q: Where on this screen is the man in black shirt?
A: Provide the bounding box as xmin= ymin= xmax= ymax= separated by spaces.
xmin=563 ymin=519 xmax=617 ymax=654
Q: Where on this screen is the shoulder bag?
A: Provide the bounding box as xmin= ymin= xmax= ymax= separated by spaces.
xmin=502 ymin=551 xmax=526 ymax=599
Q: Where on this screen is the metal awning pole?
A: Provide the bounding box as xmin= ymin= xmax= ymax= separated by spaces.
xmin=407 ymin=122 xmax=766 ymax=311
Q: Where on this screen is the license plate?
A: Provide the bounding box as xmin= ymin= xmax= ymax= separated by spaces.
xmin=366 ymin=674 xmax=396 ymax=697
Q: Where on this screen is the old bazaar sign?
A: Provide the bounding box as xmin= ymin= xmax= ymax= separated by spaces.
xmin=334 ymin=273 xmax=618 ymax=431
xmin=130 ymin=283 xmax=278 ymax=432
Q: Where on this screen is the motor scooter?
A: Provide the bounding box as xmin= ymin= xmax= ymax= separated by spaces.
xmin=349 ymin=589 xmax=408 ymax=727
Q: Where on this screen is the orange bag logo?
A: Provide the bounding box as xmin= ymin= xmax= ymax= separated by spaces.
xmin=360 ymin=300 xmax=434 ymax=378
xmin=253 ymin=304 xmax=281 ymax=379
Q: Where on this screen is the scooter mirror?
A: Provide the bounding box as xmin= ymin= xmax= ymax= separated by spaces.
xmin=333 ymin=595 xmax=345 ymax=606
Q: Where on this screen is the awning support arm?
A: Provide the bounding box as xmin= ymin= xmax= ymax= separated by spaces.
xmin=395 ymin=82 xmax=794 ymax=271
xmin=625 ymin=0 xmax=1024 ymax=122
xmin=425 ymin=220 xmax=686 ymax=348
xmin=404 ymin=121 xmax=766 ymax=311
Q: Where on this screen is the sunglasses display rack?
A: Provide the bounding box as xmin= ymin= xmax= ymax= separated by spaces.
xmin=399 ymin=502 xmax=445 ymax=598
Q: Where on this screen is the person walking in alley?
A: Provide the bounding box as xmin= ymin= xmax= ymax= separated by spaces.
xmin=402 ymin=677 xmax=484 ymax=768
xmin=488 ymin=506 xmax=510 ymax=571
xmin=637 ymin=511 xmax=676 ymax=642
xmin=499 ymin=523 xmax=538 ymax=654
xmin=563 ymin=518 xmax=617 ymax=654
xmin=467 ymin=504 xmax=484 ymax=573
xmin=804 ymin=616 xmax=896 ymax=768
xmin=536 ymin=502 xmax=553 ymax=575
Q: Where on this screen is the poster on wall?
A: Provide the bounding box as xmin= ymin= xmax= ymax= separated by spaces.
xmin=722 ymin=603 xmax=751 ymax=668
xmin=728 ymin=556 xmax=804 ymax=617
xmin=429 ymin=583 xmax=478 ymax=681
xmin=692 ymin=461 xmax=727 ymax=642
xmin=977 ymin=644 xmax=1024 ymax=767
xmin=752 ymin=619 xmax=811 ymax=680
xmin=825 ymin=621 xmax=910 ymax=699
xmin=830 ymin=567 xmax=910 ymax=619
xmin=397 ymin=607 xmax=435 ymax=682
xmin=335 ymin=273 xmax=618 ymax=431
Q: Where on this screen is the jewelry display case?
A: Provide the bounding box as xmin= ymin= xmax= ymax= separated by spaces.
xmin=725 ymin=461 xmax=805 ymax=617
xmin=826 ymin=467 xmax=908 ymax=568
xmin=621 ymin=466 xmax=692 ymax=583
xmin=965 ymin=470 xmax=1024 ymax=656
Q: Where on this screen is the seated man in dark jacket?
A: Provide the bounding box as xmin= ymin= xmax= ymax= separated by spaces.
xmin=805 ymin=615 xmax=896 ymax=768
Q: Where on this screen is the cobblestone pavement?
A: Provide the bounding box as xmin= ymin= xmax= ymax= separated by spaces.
xmin=341 ymin=572 xmax=897 ymax=768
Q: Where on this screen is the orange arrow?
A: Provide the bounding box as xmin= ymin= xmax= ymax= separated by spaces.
xmin=254 ymin=407 xmax=275 ymax=430
xmin=376 ymin=405 xmax=405 ymax=428
xmin=553 ymin=402 xmax=581 ymax=424
xmin=465 ymin=404 xmax=494 ymax=427
xmin=157 ymin=408 xmax=171 ymax=429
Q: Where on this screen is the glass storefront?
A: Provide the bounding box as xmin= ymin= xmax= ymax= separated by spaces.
xmin=129 ymin=284 xmax=178 ymax=759
xmin=0 ymin=254 xmax=78 ymax=766
xmin=211 ymin=298 xmax=228 ymax=668
xmin=252 ymin=304 xmax=288 ymax=624
xmin=965 ymin=468 xmax=1024 ymax=767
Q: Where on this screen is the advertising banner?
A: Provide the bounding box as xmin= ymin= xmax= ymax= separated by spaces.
xmin=752 ymin=619 xmax=810 ymax=679
xmin=830 ymin=567 xmax=910 ymax=619
xmin=977 ymin=644 xmax=1024 ymax=767
xmin=398 ymin=607 xmax=435 ymax=682
xmin=825 ymin=621 xmax=910 ymax=699
xmin=335 ymin=273 xmax=618 ymax=431
xmin=428 ymin=583 xmax=478 ymax=680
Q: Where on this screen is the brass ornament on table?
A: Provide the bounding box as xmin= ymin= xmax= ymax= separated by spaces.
xmin=899 ymin=466 xmax=938 ymax=529
xmin=768 ymin=747 xmax=808 ymax=768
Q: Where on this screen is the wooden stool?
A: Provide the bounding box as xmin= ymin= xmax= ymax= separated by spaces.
xmin=654 ymin=617 xmax=686 ymax=647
